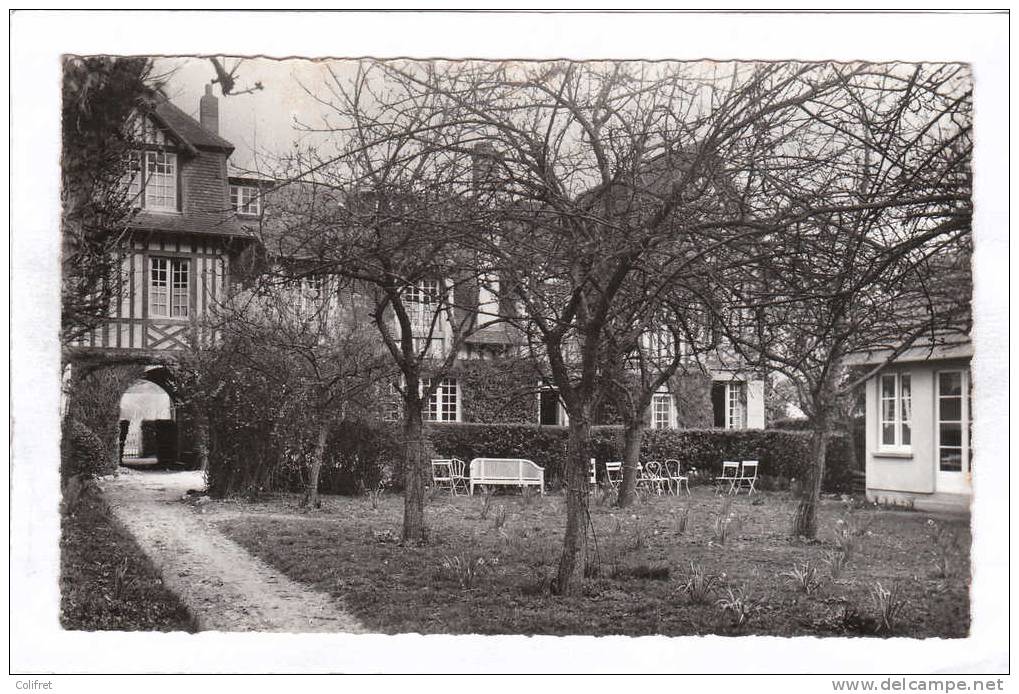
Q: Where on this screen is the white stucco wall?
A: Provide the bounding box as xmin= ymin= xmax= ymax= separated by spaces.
xmin=864 ymin=358 xmax=971 ymax=498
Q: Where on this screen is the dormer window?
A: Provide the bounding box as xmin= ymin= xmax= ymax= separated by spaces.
xmin=230 ymin=184 xmax=261 ymax=216
xmin=127 ymin=150 xmax=179 ymax=212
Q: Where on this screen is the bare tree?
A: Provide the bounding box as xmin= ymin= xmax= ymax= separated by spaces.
xmin=359 ymin=60 xmax=865 ymax=593
xmin=256 ymin=62 xmax=504 ymax=541
xmin=709 ymin=63 xmax=973 ymax=537
xmin=61 ymin=56 xmax=157 ymax=347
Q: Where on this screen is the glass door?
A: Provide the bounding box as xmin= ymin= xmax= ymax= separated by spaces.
xmin=936 ymin=370 xmax=971 ymax=494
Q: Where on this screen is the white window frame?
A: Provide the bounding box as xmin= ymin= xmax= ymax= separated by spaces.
xmin=878 ymin=372 xmax=912 ymax=452
xmin=403 ymin=278 xmax=446 ymax=353
xmin=128 ymin=150 xmax=179 ymax=213
xmin=149 ymin=256 xmax=189 ymax=319
xmin=725 ymin=381 xmax=747 ymax=430
xmin=650 ymin=391 xmax=675 ymax=430
xmin=230 ymin=184 xmax=261 ymax=216
xmin=423 ymin=378 xmax=461 ymax=423
xmin=935 ymin=369 xmax=970 ymax=474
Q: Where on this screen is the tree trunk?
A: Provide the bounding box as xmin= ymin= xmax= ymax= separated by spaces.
xmin=302 ymin=421 xmax=329 ymax=509
xmin=401 ymin=406 xmax=428 ymax=544
xmin=555 ymin=413 xmax=593 ymax=595
xmin=616 ymin=418 xmax=644 ymax=508
xmin=792 ymin=403 xmax=832 ymax=538
xmin=195 ymin=410 xmax=210 ymax=473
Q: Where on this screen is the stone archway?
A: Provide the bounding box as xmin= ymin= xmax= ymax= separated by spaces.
xmin=63 ymin=356 xmax=204 ymax=474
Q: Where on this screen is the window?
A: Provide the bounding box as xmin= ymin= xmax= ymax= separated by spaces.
xmin=538 ymin=385 xmax=567 ymax=426
xmin=642 ymin=325 xmax=677 ymax=362
xmin=149 ymin=257 xmax=189 ymax=318
xmin=128 ymin=151 xmax=178 ymax=212
xmin=879 ymin=373 xmax=912 ymax=450
xmin=404 ymin=279 xmax=444 ymax=352
xmin=936 ymin=370 xmax=970 ymax=473
xmin=424 ymin=378 xmax=459 ymax=422
xmin=726 ymin=382 xmax=747 ymax=429
xmin=651 ymin=392 xmax=674 ymax=429
xmin=230 ymin=184 xmax=261 ymax=215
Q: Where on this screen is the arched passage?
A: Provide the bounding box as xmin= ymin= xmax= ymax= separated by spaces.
xmin=119 ymin=379 xmax=175 ymax=463
xmin=63 ymin=358 xmax=203 ymax=475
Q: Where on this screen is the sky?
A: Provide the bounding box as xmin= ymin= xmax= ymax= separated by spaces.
xmin=153 ymin=56 xmax=360 ymax=173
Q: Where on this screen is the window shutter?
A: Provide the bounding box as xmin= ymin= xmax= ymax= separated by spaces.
xmin=746 ymin=380 xmax=765 ymax=429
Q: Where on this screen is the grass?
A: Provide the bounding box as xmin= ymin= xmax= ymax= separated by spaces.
xmin=60 ymin=479 xmax=195 ymax=632
xmin=209 ymin=488 xmax=970 ymax=637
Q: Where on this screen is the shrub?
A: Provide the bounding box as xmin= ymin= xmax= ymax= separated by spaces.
xmin=60 ymin=419 xmax=108 ymax=479
xmin=770 ymin=417 xmax=812 ymax=431
xmin=140 ymin=420 xmax=177 ymax=464
xmin=319 ymin=420 xmax=402 ymax=495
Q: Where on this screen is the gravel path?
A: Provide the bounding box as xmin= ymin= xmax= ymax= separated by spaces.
xmin=101 ymin=469 xmax=365 ymax=634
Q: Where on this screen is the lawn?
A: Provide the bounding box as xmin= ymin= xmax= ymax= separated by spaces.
xmin=60 ymin=479 xmax=196 ymax=632
xmin=210 ymin=486 xmax=969 ymax=637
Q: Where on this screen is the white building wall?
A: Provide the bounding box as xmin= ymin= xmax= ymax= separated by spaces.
xmin=865 ymin=365 xmax=936 ymax=495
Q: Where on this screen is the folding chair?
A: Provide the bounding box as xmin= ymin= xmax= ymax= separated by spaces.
xmin=664 ymin=458 xmax=691 ymax=496
xmin=605 ymin=461 xmax=624 ymax=490
xmin=431 ymin=459 xmax=454 ymax=493
xmin=715 ymin=461 xmax=740 ymax=495
xmin=448 ymin=457 xmax=470 ymax=496
xmin=737 ymin=460 xmax=759 ymax=495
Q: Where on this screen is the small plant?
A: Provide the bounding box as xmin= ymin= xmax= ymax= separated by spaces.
xmin=492 ymin=504 xmax=509 ymax=530
xmin=780 ymin=560 xmax=822 ymax=594
xmin=679 ymin=562 xmax=719 ymax=604
xmin=716 ymin=584 xmax=759 ymax=629
xmin=478 ymin=487 xmax=494 ymax=520
xmin=110 ymin=557 xmax=136 ymax=599
xmin=869 ymin=581 xmax=907 ymax=633
xmin=832 ymin=518 xmax=862 ymax=561
xmin=711 ymin=513 xmax=732 ymax=545
xmin=674 ymin=505 xmax=690 ymax=535
xmin=441 ymin=549 xmax=496 ymax=590
xmin=925 ymin=518 xmax=961 ymax=579
xmin=521 ymin=486 xmax=538 ymax=508
xmin=611 ymin=516 xmax=624 ymax=536
xmin=822 ymin=549 xmax=849 ymax=581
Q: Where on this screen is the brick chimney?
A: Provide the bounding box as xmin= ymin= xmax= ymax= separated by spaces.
xmin=471 ymin=142 xmax=497 ymax=192
xmin=199 ymin=83 xmax=219 ymax=135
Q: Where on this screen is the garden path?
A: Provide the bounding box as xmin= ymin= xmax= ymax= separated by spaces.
xmin=101 ymin=468 xmax=365 ymax=634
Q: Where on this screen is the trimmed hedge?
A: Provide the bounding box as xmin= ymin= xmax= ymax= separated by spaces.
xmin=428 ymin=423 xmax=855 ymax=493
xmin=60 ymin=419 xmax=108 ymax=479
xmin=140 ymin=420 xmax=177 ymax=464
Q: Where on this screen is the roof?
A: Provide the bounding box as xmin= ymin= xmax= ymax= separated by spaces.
xmin=464 ymin=323 xmax=522 ymax=346
xmin=128 ymin=209 xmax=250 ymax=239
xmin=148 ymin=98 xmax=235 ymax=154
xmin=843 ymin=249 xmax=973 ymax=367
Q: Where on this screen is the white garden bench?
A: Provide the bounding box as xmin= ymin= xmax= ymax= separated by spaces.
xmin=469 ymin=457 xmax=545 ymax=496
